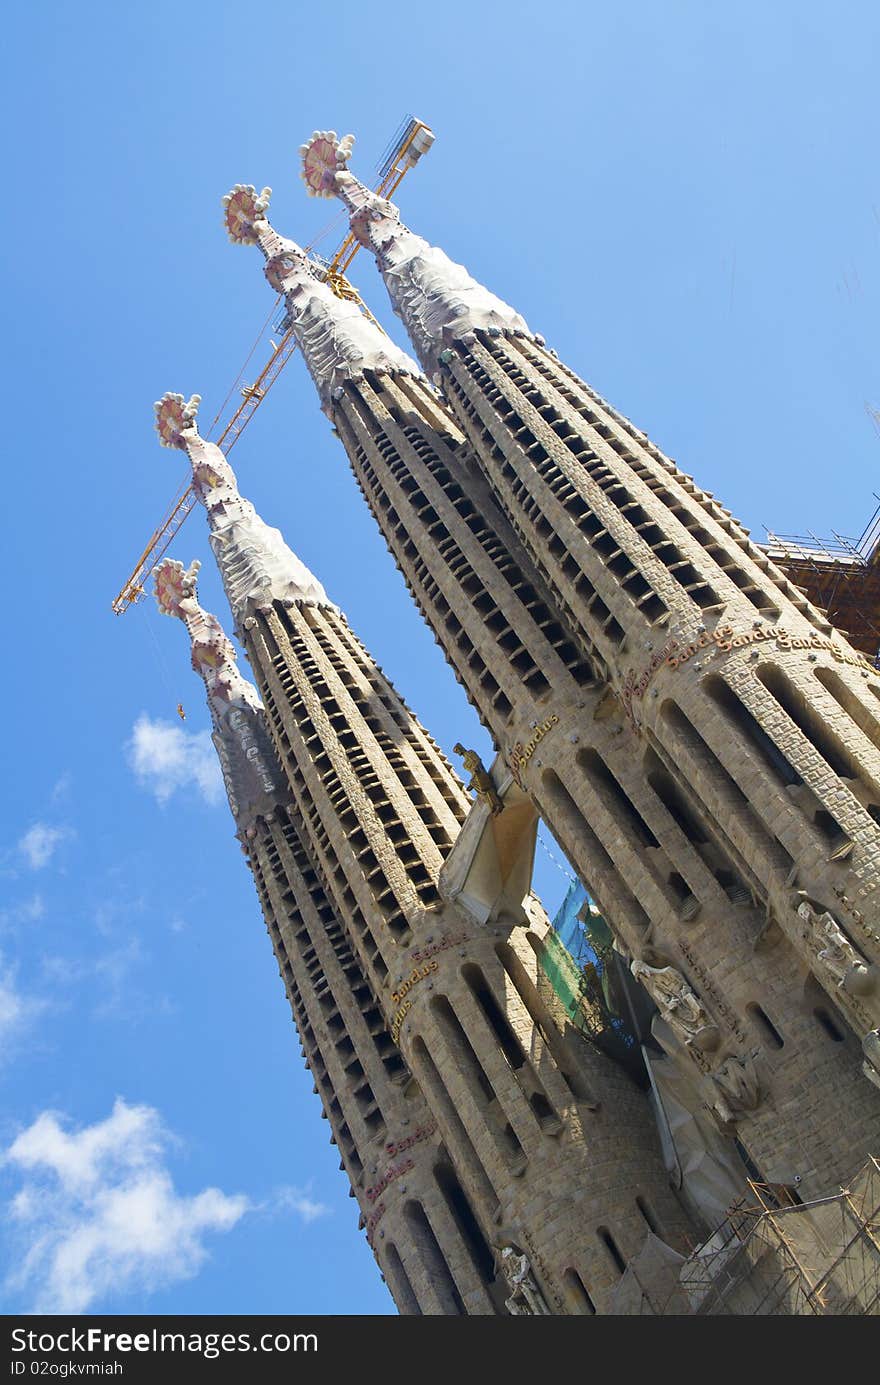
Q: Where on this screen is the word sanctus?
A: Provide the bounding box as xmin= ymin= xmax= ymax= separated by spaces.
xmin=623 ymin=624 xmax=875 ymax=725
xmin=410 ymin=932 xmax=469 ymax=967
xmin=366 ymin=1157 xmax=415 ymax=1204
xmin=385 ymin=1120 xmax=438 ymax=1159
xmin=510 ymin=714 xmax=560 ymax=781
xmin=390 ymin=960 xmax=439 ymax=1043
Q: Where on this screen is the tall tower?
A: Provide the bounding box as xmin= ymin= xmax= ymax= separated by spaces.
xmin=151 ymin=554 xmax=470 ymax=1314
xmin=221 ymin=176 xmax=880 ymax=1198
xmin=153 ymin=388 xmax=697 ymax=1313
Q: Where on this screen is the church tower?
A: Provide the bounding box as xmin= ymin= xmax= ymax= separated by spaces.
xmin=151 ymin=554 xmax=475 ymax=1314
xmin=153 ymin=388 xmax=696 ymax=1313
xmin=219 ymin=172 xmax=880 ymax=1199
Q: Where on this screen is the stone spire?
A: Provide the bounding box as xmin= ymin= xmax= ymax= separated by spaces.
xmin=153 ymin=555 xmax=280 ymax=831
xmin=221 ymin=185 xmax=420 ymax=413
xmin=298 ymin=131 xmax=531 ymax=379
xmin=153 ymin=391 xmax=334 ymax=625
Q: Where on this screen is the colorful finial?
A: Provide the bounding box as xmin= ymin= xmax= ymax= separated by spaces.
xmin=222 ymin=184 xmax=273 ymax=245
xmin=154 ymin=392 xmax=202 ymax=449
xmin=154 ymin=557 xmax=201 ymax=619
xmin=299 ymin=131 xmax=355 ymax=198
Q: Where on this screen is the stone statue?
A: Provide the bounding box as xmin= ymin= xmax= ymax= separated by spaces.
xmin=796 ymin=899 xmax=875 ymax=996
xmin=453 ymin=744 xmax=504 ymax=815
xmin=631 ymin=959 xmax=719 ymax=1053
xmin=499 ymin=1246 xmax=551 ymax=1315
xmin=707 ymin=1053 xmax=763 ymax=1125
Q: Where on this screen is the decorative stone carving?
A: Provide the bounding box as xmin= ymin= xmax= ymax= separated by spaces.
xmin=154 ymin=393 xmax=335 ymax=625
xmin=707 ymin=1053 xmax=763 ymax=1125
xmin=796 ymin=897 xmax=876 ymax=997
xmin=298 ymin=130 xmax=532 ymax=379
xmin=631 ymin=959 xmax=719 ymax=1053
xmin=499 ymin=1246 xmax=551 ymax=1315
xmin=153 ymin=557 xmax=281 ymax=830
xmin=453 ymin=743 xmax=503 ymax=815
xmin=220 ymin=184 xmax=420 ymax=413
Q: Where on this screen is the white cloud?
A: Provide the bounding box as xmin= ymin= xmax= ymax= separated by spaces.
xmin=276 ymin=1185 xmax=331 ymax=1225
xmin=18 ymin=824 xmax=70 ymax=871
xmin=18 ymin=895 xmax=45 ymax=922
xmin=127 ymin=715 xmax=223 ymax=807
xmin=0 ymin=952 xmax=45 ymax=1057
xmin=0 ymin=894 xmax=45 ymax=930
xmin=50 ymin=773 xmax=72 ymax=805
xmin=3 ymin=1099 xmax=250 ymax=1314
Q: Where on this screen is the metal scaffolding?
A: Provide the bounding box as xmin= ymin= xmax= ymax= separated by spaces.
xmin=615 ymin=1157 xmax=880 ymax=1314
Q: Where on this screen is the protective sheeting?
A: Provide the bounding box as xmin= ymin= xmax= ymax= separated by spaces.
xmin=647 ymin=1017 xmax=751 ymax=1231
xmin=153 ymin=396 xmax=336 ymax=625
xmin=308 ymin=138 xmax=532 ymax=379
xmin=154 ymin=558 xmax=282 ymax=831
xmin=618 ymin=1159 xmax=880 ymax=1314
xmin=552 ymin=878 xmax=588 ymax=957
xmin=678 ymin=1158 xmax=880 ymax=1314
xmin=220 ymin=186 xmax=421 ymax=414
xmin=609 ymin=1232 xmax=690 ymax=1315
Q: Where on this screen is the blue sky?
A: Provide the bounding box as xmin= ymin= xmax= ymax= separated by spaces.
xmin=1 ymin=1 xmax=877 ymax=1315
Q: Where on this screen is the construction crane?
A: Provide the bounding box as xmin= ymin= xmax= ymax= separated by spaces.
xmin=112 ymin=116 xmax=435 ymax=616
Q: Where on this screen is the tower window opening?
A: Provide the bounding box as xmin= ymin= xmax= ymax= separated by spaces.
xmin=635 ymin=1196 xmax=659 ymax=1234
xmin=746 ymin=1003 xmax=784 ymax=1049
xmin=403 ymin=1201 xmax=466 ymax=1315
xmin=658 ymin=700 xmax=795 ymax=872
xmin=757 ymin=664 xmax=868 ymax=786
xmin=703 ymin=675 xmax=804 ymax=789
xmin=434 ymin=1160 xmax=497 ymax=1289
xmin=529 ymin=1091 xmax=559 ymax=1130
xmin=813 ymin=1007 xmax=845 ymax=1043
xmin=598 ymin=1226 xmax=627 ymax=1275
xmin=577 ymin=749 xmax=660 ymax=849
xmin=383 ymin=1244 xmax=421 ymax=1315
xmin=410 ymin=1039 xmax=500 ymax=1214
xmin=461 ymin=964 xmax=526 ymax=1072
xmin=563 ymin=1268 xmax=596 ymax=1315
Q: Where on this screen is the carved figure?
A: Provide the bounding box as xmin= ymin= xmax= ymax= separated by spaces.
xmin=708 ymin=1053 xmax=762 ymax=1124
xmin=796 ymin=898 xmax=872 ymax=993
xmin=500 ymin=1246 xmax=551 ymax=1315
xmin=631 ymin=959 xmax=719 ymax=1052
xmin=453 ymin=743 xmax=503 ymax=815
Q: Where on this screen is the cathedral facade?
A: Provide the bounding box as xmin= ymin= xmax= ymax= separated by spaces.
xmin=144 ymin=131 xmax=880 ymax=1313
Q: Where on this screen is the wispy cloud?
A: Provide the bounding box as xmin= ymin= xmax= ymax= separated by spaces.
xmin=0 ymin=952 xmax=46 ymax=1058
xmin=0 ymin=895 xmax=45 ymax=930
xmin=17 ymin=824 xmax=71 ymax=871
xmin=275 ymin=1185 xmax=331 ymax=1225
xmin=50 ymin=774 xmax=72 ymax=806
xmin=127 ymin=715 xmax=223 ymax=807
xmin=2 ymin=1099 xmax=250 ymax=1314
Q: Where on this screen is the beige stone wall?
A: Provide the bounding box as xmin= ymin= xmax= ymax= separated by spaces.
xmin=248 ymin=813 xmax=493 ymax=1313
xmin=325 ymin=364 xmax=880 ymax=1197
xmin=237 ymin=587 xmax=697 ymax=1312
xmin=438 ymin=333 xmax=880 ymax=1029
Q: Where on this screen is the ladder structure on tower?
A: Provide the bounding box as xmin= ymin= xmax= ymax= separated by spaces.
xmin=763 ymin=494 xmax=880 ymax=662
xmin=112 ymin=116 xmax=435 ymax=616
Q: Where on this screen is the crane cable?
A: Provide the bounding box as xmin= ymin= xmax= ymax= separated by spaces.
xmin=144 ymin=599 xmax=186 ymax=721
xmin=537 ymin=830 xmax=576 ymax=882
